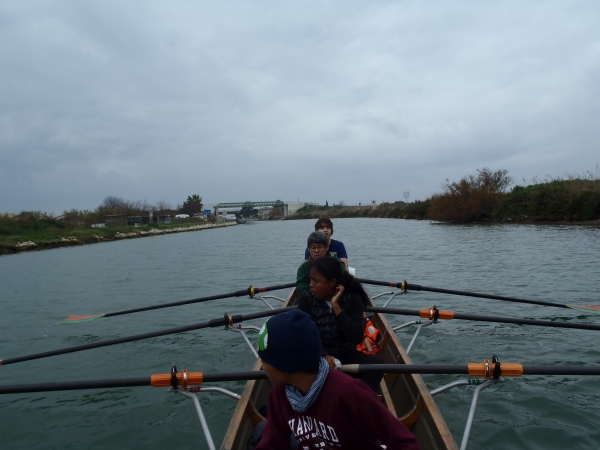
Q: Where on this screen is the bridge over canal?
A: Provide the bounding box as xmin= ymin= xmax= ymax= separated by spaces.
xmin=213 ymin=201 xmax=304 ymax=218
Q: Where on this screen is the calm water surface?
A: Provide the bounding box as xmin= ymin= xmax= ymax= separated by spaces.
xmin=1 ymin=219 xmax=599 ymax=449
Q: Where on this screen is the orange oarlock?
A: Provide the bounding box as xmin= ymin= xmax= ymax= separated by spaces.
xmin=357 ymin=318 xmax=381 ymax=355
xmin=419 ymin=308 xmax=454 ymax=321
xmin=151 ymin=371 xmax=204 ymax=388
xmin=468 ymin=362 xmax=523 ymax=378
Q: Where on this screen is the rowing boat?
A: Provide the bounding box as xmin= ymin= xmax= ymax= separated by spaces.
xmin=2 ymin=277 xmax=599 ymax=449
xmin=221 ymin=288 xmax=458 ymax=450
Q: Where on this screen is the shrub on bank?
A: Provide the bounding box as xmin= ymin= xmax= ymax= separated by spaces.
xmin=369 ymin=201 xmax=408 ymax=218
xmin=496 ymin=179 xmax=600 ymax=221
xmin=428 ymin=169 xmax=512 ymax=222
xmin=289 ymin=204 xmax=374 ymax=220
xmin=0 ymin=212 xmax=69 ymax=236
xmin=400 ymin=200 xmax=430 ymax=219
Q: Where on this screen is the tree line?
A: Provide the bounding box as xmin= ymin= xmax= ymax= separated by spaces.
xmin=1 ymin=195 xmax=204 ymax=231
xmin=289 ymin=167 xmax=600 ymax=223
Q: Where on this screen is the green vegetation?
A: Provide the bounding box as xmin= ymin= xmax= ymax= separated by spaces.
xmin=496 ymin=179 xmax=600 ymax=222
xmin=0 ymin=193 xmax=211 ymax=255
xmin=0 ymin=211 xmax=211 ymax=255
xmin=181 ymin=195 xmax=204 ymax=217
xmin=286 ymin=168 xmax=600 ymax=224
xmin=287 ymin=200 xmax=429 ymax=220
xmin=286 ymin=202 xmax=406 ymax=219
xmin=397 ymin=200 xmax=430 ymax=219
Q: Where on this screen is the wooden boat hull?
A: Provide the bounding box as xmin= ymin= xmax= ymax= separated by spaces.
xmin=221 ymin=289 xmax=458 ymax=450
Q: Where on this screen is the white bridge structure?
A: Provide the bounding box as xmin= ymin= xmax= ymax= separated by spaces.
xmin=212 ymin=201 xmax=306 ymax=218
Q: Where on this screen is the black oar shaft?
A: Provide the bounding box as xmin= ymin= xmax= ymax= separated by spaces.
xmin=0 ymin=371 xmax=269 ymax=395
xmin=104 ymin=282 xmax=295 ymax=318
xmin=406 ymin=283 xmax=566 ymax=308
xmin=202 ymin=371 xmax=267 ymax=382
xmin=1 ymin=307 xmax=296 ymax=366
xmin=4 ymin=364 xmax=600 ymax=395
xmin=0 ymin=378 xmax=151 ymax=394
xmin=357 ymin=278 xmax=567 ymax=309
xmin=451 ymin=312 xmax=600 ymax=331
xmin=342 ymin=364 xmax=467 ymax=374
xmin=523 ymin=366 xmax=600 ymax=376
xmin=341 ymin=364 xmax=600 ymax=376
xmin=366 ymin=306 xmax=600 ymax=331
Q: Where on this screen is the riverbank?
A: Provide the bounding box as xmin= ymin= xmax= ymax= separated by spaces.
xmin=286 ymin=177 xmax=600 ymax=224
xmin=286 ymin=204 xmax=600 ymax=226
xmin=0 ymin=222 xmax=236 ymax=256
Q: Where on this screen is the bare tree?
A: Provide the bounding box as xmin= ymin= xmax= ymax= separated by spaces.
xmin=155 ymin=200 xmax=172 ymax=212
xmin=101 ymin=196 xmax=126 ymax=210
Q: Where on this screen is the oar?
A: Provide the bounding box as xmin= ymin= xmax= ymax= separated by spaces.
xmin=0 ymin=370 xmax=268 ymax=395
xmin=2 ymin=363 xmax=600 ymax=395
xmin=358 ymin=278 xmax=600 ymax=313
xmin=62 ymin=282 xmax=295 ymax=324
xmin=0 ymin=307 xmax=297 ymax=366
xmin=365 ymin=306 xmax=600 ymax=331
xmin=4 ymin=303 xmax=598 ymax=368
xmin=340 ymin=363 xmax=600 ymax=377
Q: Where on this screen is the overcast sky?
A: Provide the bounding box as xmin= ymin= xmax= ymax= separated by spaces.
xmin=1 ymin=1 xmax=599 ymax=213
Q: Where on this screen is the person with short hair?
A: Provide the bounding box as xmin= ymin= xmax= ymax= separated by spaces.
xmin=254 ymin=309 xmax=420 ymax=450
xmin=296 ymin=232 xmax=346 ymax=297
xmin=304 ymin=218 xmax=348 ymax=269
xmin=298 ymin=255 xmax=384 ymax=392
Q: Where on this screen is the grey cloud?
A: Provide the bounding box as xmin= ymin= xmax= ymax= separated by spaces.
xmin=1 ymin=0 xmax=599 ymax=212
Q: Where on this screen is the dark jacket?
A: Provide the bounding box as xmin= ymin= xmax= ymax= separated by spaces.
xmin=297 ymin=290 xmax=365 ymax=356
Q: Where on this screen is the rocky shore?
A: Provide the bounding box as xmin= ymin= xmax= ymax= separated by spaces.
xmin=1 ymin=222 xmax=236 ymax=256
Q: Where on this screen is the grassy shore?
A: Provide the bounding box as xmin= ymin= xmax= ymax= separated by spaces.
xmin=285 ymin=200 xmax=432 ymax=221
xmin=286 ymin=176 xmax=600 ymax=224
xmin=0 ymin=216 xmax=235 ymax=256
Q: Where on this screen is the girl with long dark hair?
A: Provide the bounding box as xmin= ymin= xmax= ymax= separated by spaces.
xmin=297 ymin=256 xmax=384 ymax=391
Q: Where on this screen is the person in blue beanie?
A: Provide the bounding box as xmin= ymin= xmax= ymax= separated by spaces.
xmin=254 ymin=309 xmax=420 ymax=450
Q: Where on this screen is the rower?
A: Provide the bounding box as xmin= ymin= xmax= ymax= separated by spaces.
xmin=298 ymin=256 xmax=385 ymax=392
xmin=296 ymin=232 xmax=346 ymax=297
xmin=304 ymin=218 xmax=348 ymax=270
xmin=252 ymin=309 xmax=420 ymax=450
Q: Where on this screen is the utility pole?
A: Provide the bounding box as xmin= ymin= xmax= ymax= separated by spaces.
xmin=403 ymin=191 xmax=410 ymax=204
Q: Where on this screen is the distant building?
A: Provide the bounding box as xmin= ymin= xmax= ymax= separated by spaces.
xmin=286 ymin=202 xmax=306 ymax=215
xmin=127 ymin=216 xmax=142 ymax=225
xmin=105 ymin=214 xmax=128 ymax=227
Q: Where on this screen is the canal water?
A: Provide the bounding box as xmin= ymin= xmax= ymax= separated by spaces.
xmin=0 ymin=218 xmax=599 ymax=449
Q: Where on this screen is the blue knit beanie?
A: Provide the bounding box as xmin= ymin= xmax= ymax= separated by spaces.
xmin=257 ymin=309 xmax=321 ymax=373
